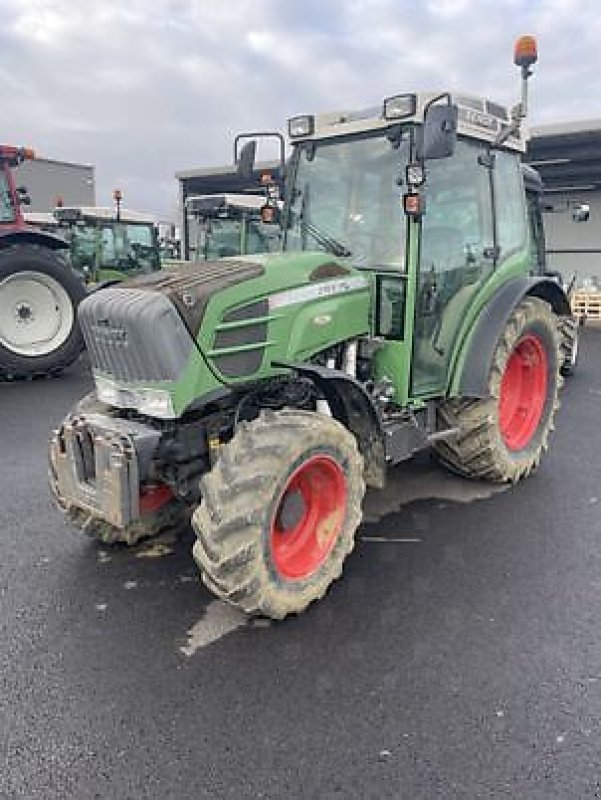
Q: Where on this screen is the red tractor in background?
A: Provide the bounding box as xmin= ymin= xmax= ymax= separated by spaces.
xmin=0 ymin=145 xmax=86 ymax=379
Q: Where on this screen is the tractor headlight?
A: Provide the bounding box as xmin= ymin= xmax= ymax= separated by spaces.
xmin=383 ymin=93 xmax=416 ymax=120
xmin=135 ymin=388 xmax=175 ymax=419
xmin=95 ymin=376 xmax=119 ymax=406
xmin=288 ymin=115 xmax=314 ymax=138
xmin=95 ymin=377 xmax=176 ymax=419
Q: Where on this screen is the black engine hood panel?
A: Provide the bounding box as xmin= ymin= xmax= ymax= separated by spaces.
xmin=122 ymin=259 xmax=264 ymax=335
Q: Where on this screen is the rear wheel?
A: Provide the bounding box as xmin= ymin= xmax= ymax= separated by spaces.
xmin=192 ymin=409 xmax=365 ymax=618
xmin=435 ymin=297 xmax=561 ymax=483
xmin=0 ymin=244 xmax=85 ymax=380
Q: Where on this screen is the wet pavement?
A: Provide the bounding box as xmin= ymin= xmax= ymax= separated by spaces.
xmin=1 ymin=331 xmax=601 ymax=799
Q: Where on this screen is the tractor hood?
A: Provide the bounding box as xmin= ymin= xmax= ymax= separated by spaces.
xmin=78 ymin=252 xmax=371 ymax=418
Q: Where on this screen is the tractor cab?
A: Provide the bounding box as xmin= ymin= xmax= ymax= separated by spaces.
xmin=185 ymin=193 xmax=281 ymax=261
xmin=53 ymin=205 xmax=160 ymax=285
xmin=232 ymin=38 xmax=564 ymax=406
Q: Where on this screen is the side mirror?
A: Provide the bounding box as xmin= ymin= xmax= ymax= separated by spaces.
xmin=572 ymin=202 xmax=590 ymax=223
xmin=236 ymin=141 xmax=257 ymax=179
xmin=19 ymin=196 xmax=31 ymax=206
xmin=16 ymin=185 xmax=28 ymax=194
xmin=416 ymin=104 xmax=458 ymax=161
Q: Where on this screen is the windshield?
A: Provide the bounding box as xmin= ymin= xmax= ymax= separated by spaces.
xmin=200 ymin=217 xmax=280 ymax=259
xmin=0 ymin=169 xmax=16 ymax=224
xmin=205 ymin=218 xmax=242 ymax=259
xmin=285 ymin=131 xmax=410 ymax=270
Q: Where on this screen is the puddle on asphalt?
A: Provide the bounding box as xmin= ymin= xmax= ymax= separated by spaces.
xmin=362 ymin=457 xmax=508 ymax=524
xmin=179 ymin=601 xmax=273 ymax=655
xmin=180 ymin=601 xmax=248 ymax=655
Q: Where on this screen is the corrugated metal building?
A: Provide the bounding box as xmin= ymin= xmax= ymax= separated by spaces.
xmin=527 ymin=120 xmax=601 ymax=285
xmin=13 ymin=157 xmax=95 ymax=213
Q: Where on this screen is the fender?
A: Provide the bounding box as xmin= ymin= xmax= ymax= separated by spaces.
xmin=454 ymin=276 xmax=571 ymax=398
xmin=273 ymin=361 xmax=386 ymax=489
xmin=0 ymin=229 xmax=69 ymax=251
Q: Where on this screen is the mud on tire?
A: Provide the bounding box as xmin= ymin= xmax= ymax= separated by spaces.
xmin=434 ymin=297 xmax=562 ymax=483
xmin=559 ymin=315 xmax=578 ymax=377
xmin=192 ymin=409 xmax=365 ymax=619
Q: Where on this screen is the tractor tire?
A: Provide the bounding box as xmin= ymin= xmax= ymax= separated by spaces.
xmin=434 ymin=296 xmax=562 ymax=483
xmin=559 ymin=316 xmax=578 ymax=376
xmin=192 ymin=409 xmax=365 ymax=619
xmin=0 ymin=244 xmax=86 ymax=380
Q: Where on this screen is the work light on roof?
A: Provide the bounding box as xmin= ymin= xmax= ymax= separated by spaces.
xmin=383 ymin=94 xmax=416 ymax=121
xmin=288 ymin=115 xmax=314 ymax=138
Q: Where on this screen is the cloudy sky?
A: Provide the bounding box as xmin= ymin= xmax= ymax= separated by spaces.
xmin=1 ymin=0 xmax=599 ymax=219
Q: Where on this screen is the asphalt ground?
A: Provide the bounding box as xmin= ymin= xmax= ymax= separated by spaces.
xmin=1 ymin=330 xmax=601 ymax=800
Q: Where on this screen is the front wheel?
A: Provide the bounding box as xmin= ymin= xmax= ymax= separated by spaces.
xmin=192 ymin=409 xmax=365 ymax=619
xmin=435 ymin=297 xmax=562 ymax=483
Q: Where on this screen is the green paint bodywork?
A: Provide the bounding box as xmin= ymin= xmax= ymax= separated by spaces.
xmin=97 ymin=227 xmax=535 ymax=419
xmin=95 ymin=252 xmax=372 ymax=417
xmin=92 ymin=138 xmax=550 ymax=422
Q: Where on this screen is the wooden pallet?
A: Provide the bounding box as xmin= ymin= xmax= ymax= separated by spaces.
xmin=571 ymin=291 xmax=601 ymax=321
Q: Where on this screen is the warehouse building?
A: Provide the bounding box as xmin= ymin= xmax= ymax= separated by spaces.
xmin=527 ymin=120 xmax=601 ymax=285
xmin=13 ymin=156 xmax=95 ymax=213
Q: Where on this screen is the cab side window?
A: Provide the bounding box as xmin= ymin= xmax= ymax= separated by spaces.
xmin=494 ymin=151 xmax=528 ymax=258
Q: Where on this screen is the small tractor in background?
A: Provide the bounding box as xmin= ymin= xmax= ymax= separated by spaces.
xmin=185 ymin=192 xmax=281 ymax=261
xmin=0 ymin=145 xmax=86 ymax=379
xmin=25 ymin=194 xmax=162 ymax=286
xmin=51 ymin=201 xmax=160 ymax=286
xmin=51 ymin=37 xmax=574 ymax=619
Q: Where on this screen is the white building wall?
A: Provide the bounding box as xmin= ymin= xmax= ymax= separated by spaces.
xmin=542 ymin=190 xmax=601 ymax=286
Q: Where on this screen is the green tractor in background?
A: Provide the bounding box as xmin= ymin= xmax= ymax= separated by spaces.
xmin=52 ymin=198 xmax=161 ymax=286
xmin=50 ymin=37 xmax=571 ymax=619
xmin=26 ymin=195 xmax=161 ymax=287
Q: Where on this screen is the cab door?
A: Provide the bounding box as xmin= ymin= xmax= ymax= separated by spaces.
xmin=411 ymin=138 xmax=495 ymax=395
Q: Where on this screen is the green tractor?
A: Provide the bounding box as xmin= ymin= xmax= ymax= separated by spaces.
xmin=52 ymin=202 xmax=161 ymax=286
xmin=50 ymin=37 xmax=570 ymax=618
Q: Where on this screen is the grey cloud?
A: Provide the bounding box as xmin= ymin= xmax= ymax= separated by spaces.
xmin=0 ymin=0 xmax=599 ymax=217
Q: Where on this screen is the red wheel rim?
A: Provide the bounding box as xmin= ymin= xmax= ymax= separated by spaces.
xmin=270 ymin=454 xmax=347 ymax=580
xmin=499 ymin=333 xmax=548 ymax=451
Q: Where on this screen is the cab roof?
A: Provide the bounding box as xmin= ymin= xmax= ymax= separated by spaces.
xmin=292 ymin=91 xmax=526 ymax=152
xmin=55 ymin=206 xmax=156 ymax=224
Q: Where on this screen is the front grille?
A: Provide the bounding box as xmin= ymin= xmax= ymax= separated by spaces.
xmin=78 ymin=288 xmax=194 ymax=382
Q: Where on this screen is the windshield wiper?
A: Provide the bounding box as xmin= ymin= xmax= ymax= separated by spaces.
xmin=301 ymin=220 xmax=353 ymax=258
